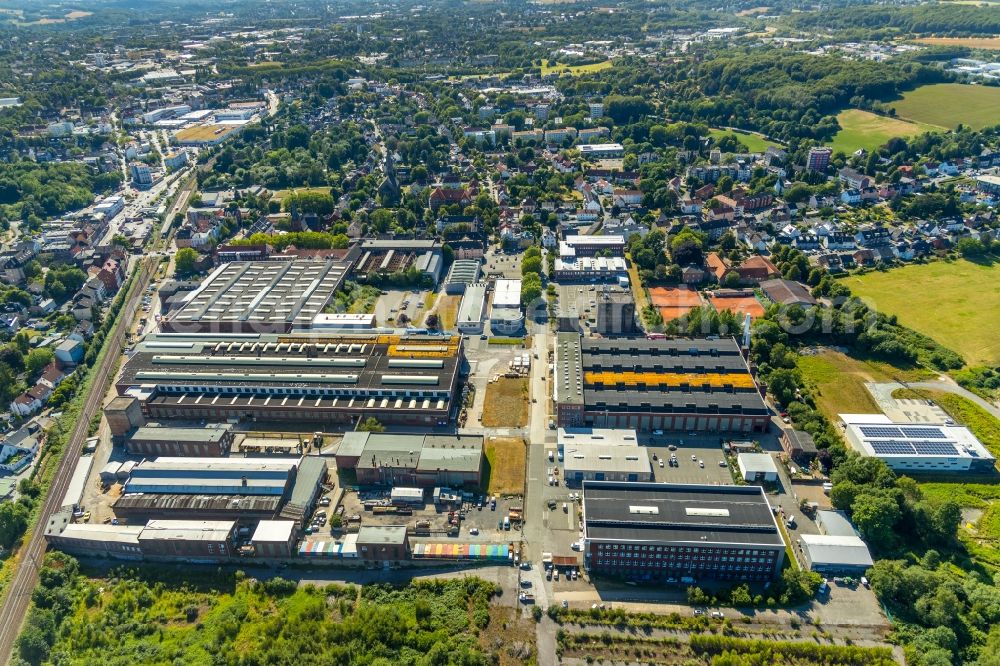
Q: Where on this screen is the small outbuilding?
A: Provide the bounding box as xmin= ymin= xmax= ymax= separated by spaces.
xmin=799 ymin=533 xmax=873 ymax=575
xmin=737 ymin=452 xmax=779 ymax=483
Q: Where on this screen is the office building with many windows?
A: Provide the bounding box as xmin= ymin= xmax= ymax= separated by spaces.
xmin=582 ymin=481 xmax=785 ymax=582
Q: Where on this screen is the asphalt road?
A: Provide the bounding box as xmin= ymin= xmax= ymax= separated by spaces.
xmin=0 ymin=256 xmax=156 ymax=663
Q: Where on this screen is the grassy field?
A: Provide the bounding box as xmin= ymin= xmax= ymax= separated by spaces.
xmin=830 ymin=109 xmax=935 ymax=154
xmin=914 ymin=36 xmax=1000 ymax=50
xmin=269 ymin=186 xmax=333 ymax=200
xmin=540 ymin=59 xmax=613 ymax=76
xmin=797 ymin=350 xmax=885 ymax=421
xmin=481 ymin=377 xmax=529 ymax=427
xmin=434 ymin=294 xmax=460 ymax=331
xmin=483 ymin=437 xmax=526 ymax=495
xmin=708 ymin=128 xmax=781 ymax=153
xmin=891 ymin=83 xmax=1000 ymax=130
xmin=839 ymin=260 xmax=1000 ymax=366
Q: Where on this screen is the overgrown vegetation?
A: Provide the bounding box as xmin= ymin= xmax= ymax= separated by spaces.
xmin=14 ymin=553 xmax=504 ymax=666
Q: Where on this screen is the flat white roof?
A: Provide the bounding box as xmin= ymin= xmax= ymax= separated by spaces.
xmin=579 ymin=143 xmax=623 ymax=152
xmin=61 ymin=455 xmax=95 ymax=509
xmin=562 ymin=235 xmax=625 ymax=246
xmin=59 ymin=524 xmax=143 ymax=545
xmin=252 ymin=520 xmax=295 ymax=543
xmin=840 ymin=414 xmax=994 ymax=461
xmin=737 ymin=452 xmax=779 ymax=475
xmin=564 ymin=445 xmax=650 ymax=474
xmin=558 ymin=427 xmax=638 ymax=448
xmin=800 ymin=533 xmax=874 ymax=568
xmin=140 ymin=520 xmax=235 ymax=541
xmin=493 ymin=279 xmax=522 ymax=308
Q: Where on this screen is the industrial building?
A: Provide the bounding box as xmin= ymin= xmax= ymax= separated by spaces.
xmin=563 ymin=445 xmax=652 ymax=484
xmin=138 ymin=520 xmax=237 ymax=561
xmin=357 ymin=525 xmax=411 ymax=562
xmin=559 ymin=235 xmax=626 ymax=259
xmin=335 ymin=431 xmax=484 ymax=488
xmin=444 ymin=259 xmax=482 ymax=294
xmin=736 ymin=453 xmax=779 ymax=483
xmin=116 ymin=332 xmax=463 ymax=426
xmin=125 ymin=423 xmax=235 ymax=457
xmin=552 ymin=256 xmax=629 ymax=282
xmin=355 ymin=239 xmax=444 ymax=284
xmin=250 ymin=520 xmax=298 ymax=558
xmin=112 ymin=456 xmax=326 ymax=524
xmin=307 ymin=313 xmax=376 ymax=331
xmin=489 ymin=279 xmax=524 ymax=335
xmin=840 ymin=414 xmax=996 ymax=473
xmin=578 ymin=143 xmax=625 ymax=159
xmin=799 ymin=534 xmax=874 ymax=575
xmin=456 ymin=283 xmax=488 ymax=334
xmin=781 ymin=429 xmax=818 ymax=466
xmin=595 ymin=288 xmax=636 ymax=336
xmin=582 ymin=482 xmax=785 ymax=582
xmin=160 ymin=259 xmax=354 ymax=334
xmin=555 ymin=334 xmax=769 ymax=432
xmin=60 ymin=455 xmax=95 ymax=512
xmin=557 ymin=427 xmax=639 ymax=453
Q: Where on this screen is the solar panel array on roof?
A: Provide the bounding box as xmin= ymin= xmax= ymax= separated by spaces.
xmin=900 ymin=426 xmax=947 ymax=439
xmin=870 ymin=441 xmax=959 ymax=456
xmin=859 ymin=426 xmax=903 ymax=438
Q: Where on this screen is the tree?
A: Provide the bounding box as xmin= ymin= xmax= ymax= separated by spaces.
xmin=852 ymin=491 xmax=901 ymax=543
xmin=521 ymin=255 xmax=542 ymax=276
xmin=670 ymin=228 xmax=704 ymax=266
xmin=766 ymin=367 xmax=799 ymax=405
xmin=25 ymin=348 xmax=53 ymax=378
xmin=0 ymin=501 xmax=29 ymax=549
xmin=521 ymin=273 xmax=542 ymax=306
xmin=358 ymin=417 xmax=385 ymax=433
xmin=175 ymin=248 xmax=199 ymax=276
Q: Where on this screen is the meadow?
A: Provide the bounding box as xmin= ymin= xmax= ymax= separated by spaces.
xmin=891 ymin=83 xmax=1000 ymax=130
xmin=708 ymin=128 xmax=782 ymax=153
xmin=838 ymin=259 xmax=1000 ymax=366
xmin=830 ymin=109 xmax=935 ymax=153
xmin=540 ymin=59 xmax=613 ymax=76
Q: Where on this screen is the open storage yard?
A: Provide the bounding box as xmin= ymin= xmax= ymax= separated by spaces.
xmin=839 ymin=259 xmax=1000 ymax=365
xmin=481 ymin=377 xmax=529 ymax=428
xmin=483 ymin=437 xmax=526 ymax=495
xmin=890 ymin=83 xmax=1000 ymax=130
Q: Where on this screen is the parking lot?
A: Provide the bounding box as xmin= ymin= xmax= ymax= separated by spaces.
xmin=373 ymin=288 xmax=430 ymax=327
xmin=642 ymin=435 xmax=734 ymax=485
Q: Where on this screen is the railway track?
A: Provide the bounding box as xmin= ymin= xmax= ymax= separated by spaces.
xmin=0 ymin=256 xmax=155 ymax=664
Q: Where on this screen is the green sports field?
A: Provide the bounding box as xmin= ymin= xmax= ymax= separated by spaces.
xmin=838 ymin=259 xmax=1000 ymax=366
xmin=891 ymin=84 xmax=1000 ymax=130
xmin=830 ymin=109 xmax=935 ymax=154
xmin=708 ymin=129 xmax=781 ymax=153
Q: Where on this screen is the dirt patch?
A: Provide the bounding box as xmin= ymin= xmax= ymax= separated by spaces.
xmin=481 ymin=377 xmax=529 ymax=428
xmin=484 ymin=437 xmax=526 ymax=495
xmin=478 ymin=605 xmax=536 ymax=666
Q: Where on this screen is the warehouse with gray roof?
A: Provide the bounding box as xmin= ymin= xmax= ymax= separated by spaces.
xmin=115 ymin=332 xmax=463 ymax=426
xmin=444 ymin=259 xmax=482 ymax=294
xmin=555 ymin=333 xmax=769 ymax=433
xmin=582 ymin=481 xmax=785 ymax=582
xmin=335 ymin=431 xmax=484 ymax=487
xmin=161 ymin=259 xmax=355 ymax=334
